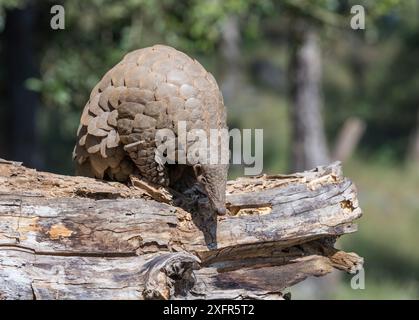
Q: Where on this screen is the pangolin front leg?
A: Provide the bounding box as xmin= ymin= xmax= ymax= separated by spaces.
xmin=116 ymin=101 xmax=169 ymax=186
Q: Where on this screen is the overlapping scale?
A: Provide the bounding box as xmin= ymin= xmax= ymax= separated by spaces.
xmin=74 ymin=44 xmax=226 ymax=186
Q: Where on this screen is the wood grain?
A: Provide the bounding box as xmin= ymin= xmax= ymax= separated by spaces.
xmin=0 ymin=159 xmax=362 ymax=300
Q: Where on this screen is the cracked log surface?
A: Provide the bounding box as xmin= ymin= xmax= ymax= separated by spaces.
xmin=0 ymin=159 xmax=362 ymax=300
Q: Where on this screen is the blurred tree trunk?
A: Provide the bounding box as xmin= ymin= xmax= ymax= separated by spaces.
xmin=219 ymin=15 xmax=241 ymax=105
xmin=289 ymin=21 xmax=329 ymax=171
xmin=332 ymin=117 xmax=366 ymax=162
xmin=408 ymin=109 xmax=419 ymax=163
xmin=2 ymin=3 xmax=41 ymax=168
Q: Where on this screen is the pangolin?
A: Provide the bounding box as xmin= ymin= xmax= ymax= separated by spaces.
xmin=73 ymin=45 xmax=228 ymax=214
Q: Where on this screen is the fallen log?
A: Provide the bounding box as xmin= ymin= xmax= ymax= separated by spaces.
xmin=0 ymin=159 xmax=362 ymax=300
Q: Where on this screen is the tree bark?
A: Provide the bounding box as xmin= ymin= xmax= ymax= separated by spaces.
xmin=289 ymin=22 xmax=330 ymax=171
xmin=0 ymin=159 xmax=362 ymax=300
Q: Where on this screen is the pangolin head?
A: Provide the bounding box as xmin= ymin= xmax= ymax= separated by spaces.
xmin=193 ymin=163 xmax=228 ymax=215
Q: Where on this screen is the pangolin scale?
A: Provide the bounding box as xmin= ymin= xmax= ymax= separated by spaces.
xmin=73 ymin=45 xmax=228 ymax=214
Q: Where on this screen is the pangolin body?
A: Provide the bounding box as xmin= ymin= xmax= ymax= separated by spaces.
xmin=73 ymin=45 xmax=228 ymax=214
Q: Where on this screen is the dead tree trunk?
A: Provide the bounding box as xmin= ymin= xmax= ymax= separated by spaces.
xmin=0 ymin=159 xmax=362 ymax=300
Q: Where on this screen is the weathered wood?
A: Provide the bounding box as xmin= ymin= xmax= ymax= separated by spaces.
xmin=0 ymin=159 xmax=362 ymax=300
